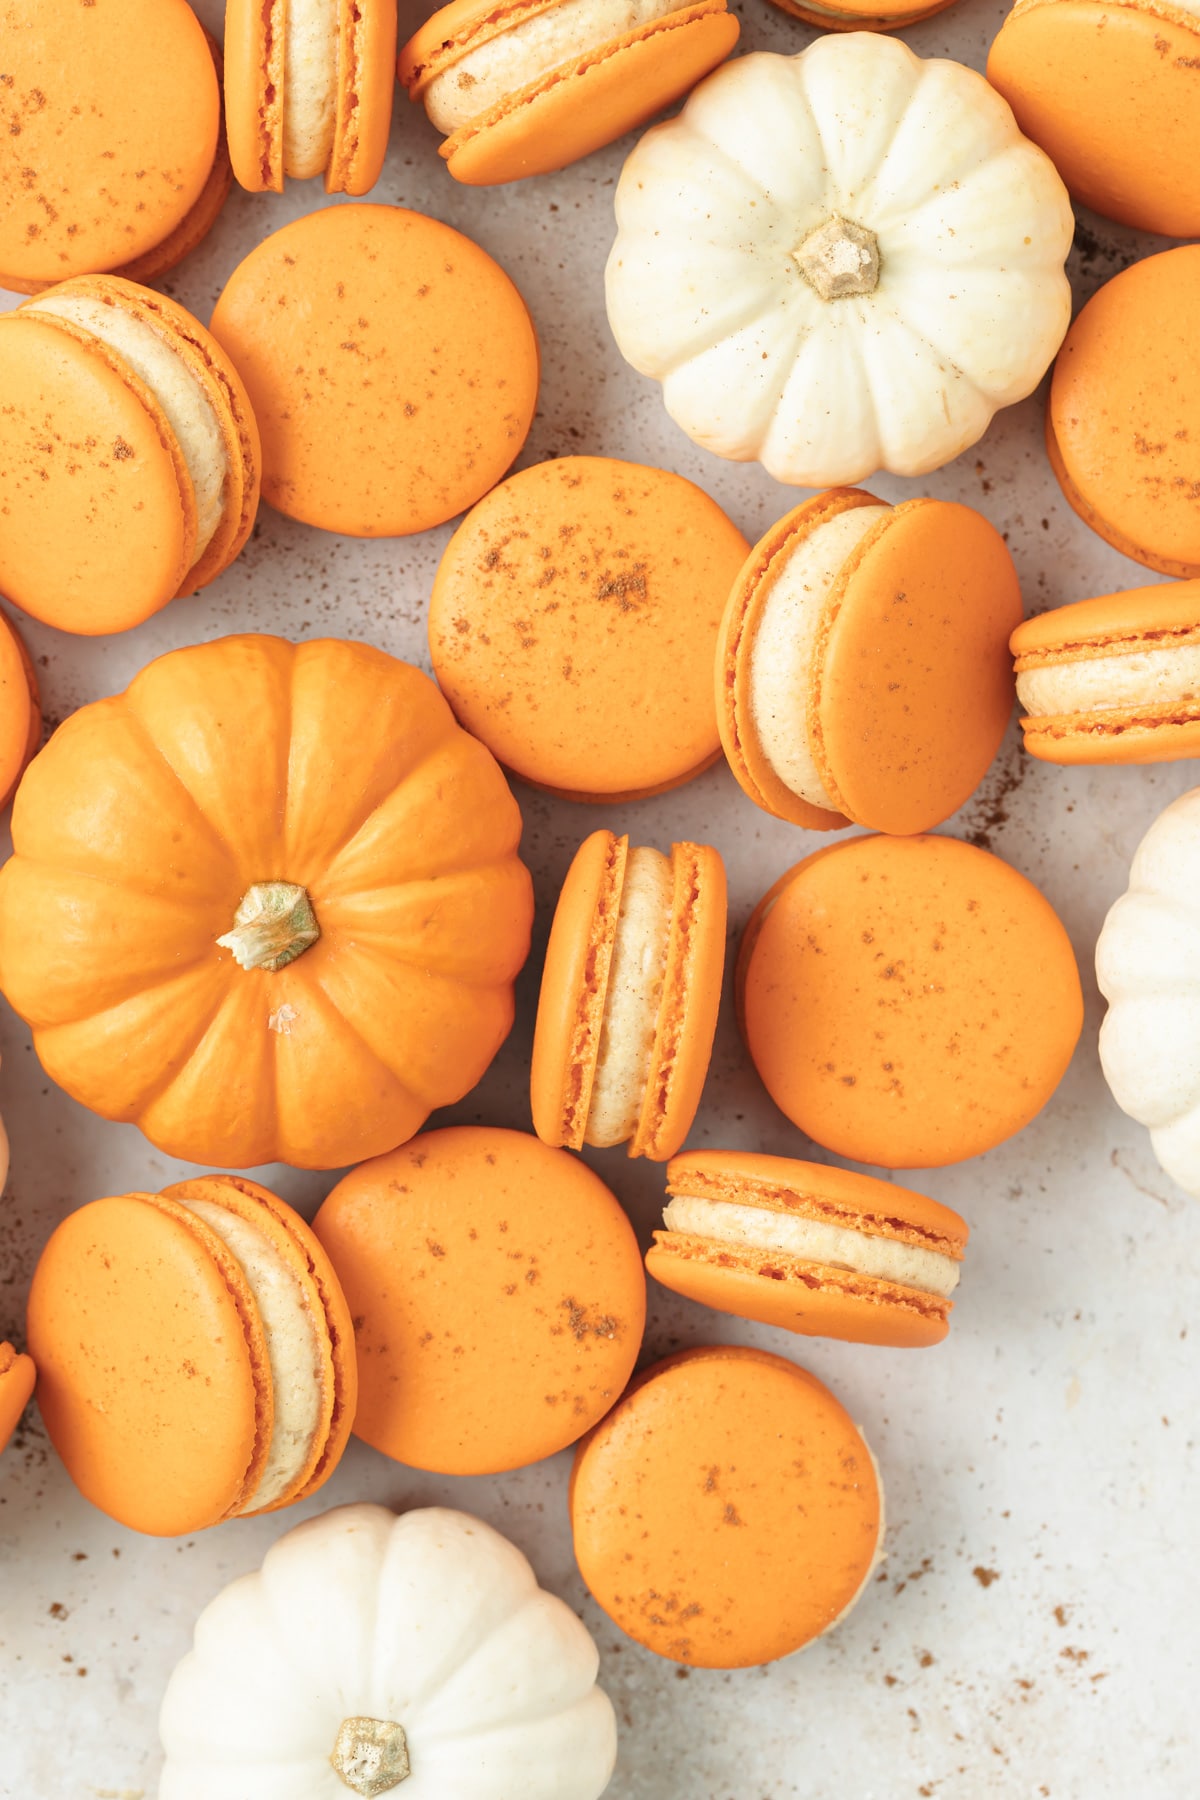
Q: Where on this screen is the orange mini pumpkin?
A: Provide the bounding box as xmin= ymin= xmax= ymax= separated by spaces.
xmin=0 ymin=636 xmax=533 ymax=1170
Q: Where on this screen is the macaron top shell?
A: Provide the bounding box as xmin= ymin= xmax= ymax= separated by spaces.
xmin=0 ymin=1341 xmax=35 ymax=1455
xmin=737 ymin=834 xmax=1083 ymax=1168
xmin=429 ymin=457 xmax=750 ymax=797
xmin=313 ymin=1127 xmax=647 ymax=1475
xmin=1048 ymin=247 xmax=1200 ymax=578
xmin=987 ymin=0 xmax=1200 ymax=238
xmin=0 ymin=0 xmax=220 ymax=290
xmin=570 ymin=1345 xmax=882 ymax=1667
xmin=211 ymin=205 xmax=539 ymax=537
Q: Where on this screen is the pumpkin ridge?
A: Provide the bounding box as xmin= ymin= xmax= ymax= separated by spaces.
xmin=117 ymin=695 xmax=255 ymax=873
xmin=311 ymin=734 xmax=489 ymax=886
xmin=302 ymin=961 xmax=450 ymax=1111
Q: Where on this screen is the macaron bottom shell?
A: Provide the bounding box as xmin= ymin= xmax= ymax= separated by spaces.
xmin=0 ymin=1343 xmax=36 ymax=1454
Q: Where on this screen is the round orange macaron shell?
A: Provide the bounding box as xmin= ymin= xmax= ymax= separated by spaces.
xmin=646 ymin=1151 xmax=967 ymax=1349
xmin=718 ymin=489 xmax=1022 ymax=835
xmin=429 ymin=457 xmax=749 ymax=799
xmin=27 ymin=1193 xmax=272 ymax=1536
xmin=0 ymin=1342 xmax=35 ymax=1455
xmin=402 ymin=0 xmax=739 ymax=187
xmin=0 ymin=0 xmax=220 ymax=292
xmin=987 ymin=0 xmax=1200 ymax=238
xmin=210 ymin=205 xmax=539 ymax=537
xmin=767 ymin=0 xmax=959 ymax=26
xmin=1011 ymin=581 xmax=1200 ymax=765
xmin=1047 ymin=247 xmax=1200 ymax=579
xmin=531 ymin=831 xmax=727 ymax=1160
xmin=0 ymin=610 xmax=41 ymax=811
xmin=313 ymin=1127 xmax=646 ymax=1476
xmin=570 ymin=1345 xmax=882 ymax=1667
xmin=737 ymin=835 xmax=1083 ymax=1169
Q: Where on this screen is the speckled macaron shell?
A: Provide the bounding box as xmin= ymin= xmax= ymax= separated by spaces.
xmin=401 ymin=0 xmax=739 ymax=187
xmin=0 ymin=1342 xmax=35 ymax=1456
xmin=530 ymin=830 xmax=727 ymax=1160
xmin=313 ymin=1126 xmax=646 ymax=1475
xmin=1011 ymin=582 xmax=1200 ymax=765
xmin=646 ymin=1151 xmax=968 ymax=1348
xmin=429 ymin=456 xmax=750 ymax=798
xmin=766 ymin=0 xmax=959 ymax=27
xmin=210 ymin=205 xmax=539 ymax=538
xmin=987 ymin=0 xmax=1200 ymax=238
xmin=1047 ymin=247 xmax=1200 ymax=579
xmin=225 ymin=0 xmax=397 ymax=194
xmin=0 ymin=610 xmax=41 ymax=811
xmin=569 ymin=1344 xmax=883 ymax=1667
xmin=718 ymin=487 xmax=1022 ymax=836
xmin=0 ymin=0 xmax=222 ymax=293
xmin=737 ymin=834 xmax=1084 ymax=1169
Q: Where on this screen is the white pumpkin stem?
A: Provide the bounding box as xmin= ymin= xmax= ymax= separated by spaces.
xmin=330 ymin=1717 xmax=411 ymax=1795
xmin=794 ymin=216 xmax=880 ymax=301
xmin=216 ymin=881 xmax=320 ymax=972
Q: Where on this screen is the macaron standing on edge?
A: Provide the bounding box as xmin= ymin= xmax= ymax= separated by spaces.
xmin=531 ymin=830 xmax=727 ymax=1160
xmin=0 ymin=610 xmax=40 ymax=810
xmin=225 ymin=0 xmax=398 ymax=194
xmin=26 ymin=1177 xmax=356 ymax=1537
xmin=648 ymin=1152 xmax=969 ymax=1347
xmin=717 ymin=487 xmax=1022 ymax=835
xmin=0 ymin=1343 xmax=35 ymax=1458
xmin=398 ymin=0 xmax=740 ymax=185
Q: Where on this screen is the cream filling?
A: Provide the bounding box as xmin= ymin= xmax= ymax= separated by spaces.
xmin=25 ymin=295 xmax=228 ymax=565
xmin=585 ymin=846 xmax=673 ymax=1147
xmin=1017 ymin=644 xmax=1200 ymax=719
xmin=748 ymin=505 xmax=890 ymax=812
xmin=284 ymin=0 xmax=339 ymax=178
xmin=424 ymin=0 xmax=690 ymax=134
xmin=176 ymin=1197 xmax=325 ymax=1513
xmin=663 ymin=1194 xmax=961 ymax=1299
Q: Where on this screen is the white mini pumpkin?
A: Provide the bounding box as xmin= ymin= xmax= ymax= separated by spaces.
xmin=159 ymin=1505 xmax=617 ymax=1800
xmin=606 ymin=35 xmax=1073 ymax=488
xmin=1096 ymin=788 xmax=1200 ymax=1198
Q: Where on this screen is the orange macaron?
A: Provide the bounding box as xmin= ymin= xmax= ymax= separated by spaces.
xmin=570 ymin=1345 xmax=883 ymax=1667
xmin=0 ymin=276 xmax=261 ymax=635
xmin=0 ymin=1341 xmax=35 ymax=1457
xmin=1047 ymin=247 xmax=1200 ymax=580
xmin=531 ymin=830 xmax=727 ymax=1160
xmin=225 ymin=0 xmax=397 ymax=195
xmin=1011 ymin=581 xmax=1200 ymax=765
xmin=313 ymin=1127 xmax=646 ymax=1476
xmin=647 ymin=1152 xmax=968 ymax=1348
xmin=398 ymin=0 xmax=739 ymax=186
xmin=0 ymin=0 xmax=229 ymax=295
xmin=717 ymin=488 xmax=1022 ymax=835
xmin=766 ymin=0 xmax=959 ymax=27
xmin=428 ymin=457 xmax=750 ymax=800
xmin=27 ymin=1176 xmax=356 ymax=1537
xmin=0 ymin=609 xmax=40 ymax=811
xmin=738 ymin=834 xmax=1083 ymax=1168
xmin=988 ymin=0 xmax=1200 ymax=238
xmin=211 ymin=204 xmax=539 ymax=538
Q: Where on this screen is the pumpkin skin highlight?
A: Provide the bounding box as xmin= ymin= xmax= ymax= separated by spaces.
xmin=0 ymin=635 xmax=533 ymax=1170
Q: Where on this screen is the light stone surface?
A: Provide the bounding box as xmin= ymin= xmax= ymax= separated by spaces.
xmin=0 ymin=2 xmax=1194 ymax=1797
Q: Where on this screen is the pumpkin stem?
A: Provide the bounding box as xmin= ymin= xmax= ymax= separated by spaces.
xmin=330 ymin=1717 xmax=411 ymax=1794
xmin=794 ymin=217 xmax=880 ymax=301
xmin=216 ymin=881 xmax=320 ymax=973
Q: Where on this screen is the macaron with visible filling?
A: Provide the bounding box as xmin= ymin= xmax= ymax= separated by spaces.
xmin=0 ymin=0 xmax=230 ymax=295
xmin=211 ymin=204 xmax=538 ymax=538
xmin=531 ymin=830 xmax=726 ymax=1160
xmin=1012 ymin=581 xmax=1200 ymax=764
xmin=1047 ymin=247 xmax=1200 ymax=580
xmin=0 ymin=610 xmax=40 ymax=810
xmin=313 ymin=1127 xmax=646 ymax=1475
xmin=647 ymin=1151 xmax=968 ymax=1347
xmin=398 ymin=0 xmax=739 ymax=186
xmin=738 ymin=834 xmax=1083 ymax=1168
xmin=225 ymin=0 xmax=397 ymax=195
xmin=987 ymin=0 xmax=1200 ymax=238
xmin=570 ymin=1345 xmax=883 ymax=1667
xmin=26 ymin=1176 xmax=356 ymax=1536
xmin=0 ymin=276 xmax=261 ymax=636
xmin=765 ymin=0 xmax=959 ymax=29
xmin=0 ymin=1342 xmax=35 ymax=1457
xmin=428 ymin=457 xmax=750 ymax=800
xmin=717 ymin=488 xmax=1022 ymax=835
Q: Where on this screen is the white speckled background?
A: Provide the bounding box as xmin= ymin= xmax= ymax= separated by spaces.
xmin=0 ymin=1 xmax=1195 ymax=1795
